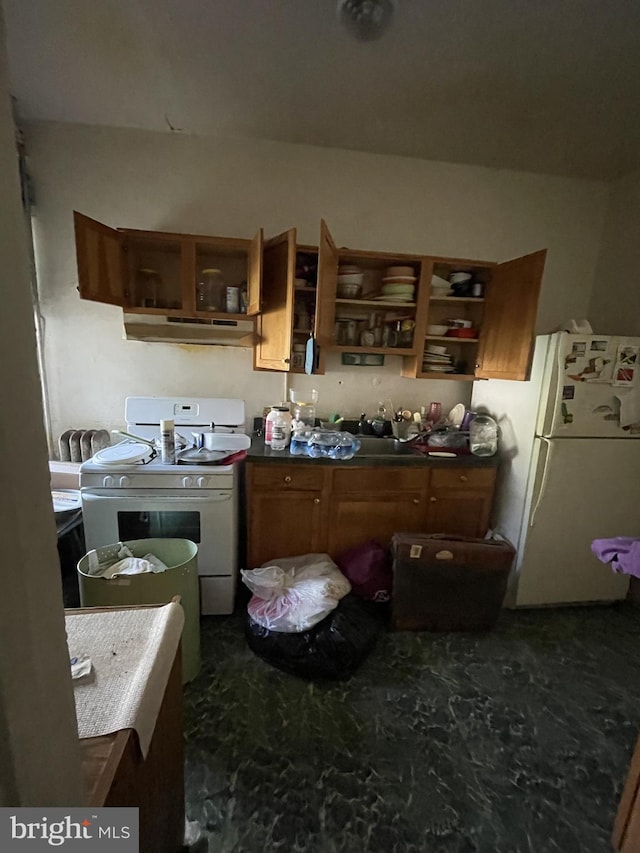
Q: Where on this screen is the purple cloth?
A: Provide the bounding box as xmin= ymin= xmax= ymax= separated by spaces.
xmin=591 ymin=537 xmax=640 ymax=579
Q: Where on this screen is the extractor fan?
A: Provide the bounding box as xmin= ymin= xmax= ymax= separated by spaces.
xmin=337 ymin=0 xmax=397 ymax=41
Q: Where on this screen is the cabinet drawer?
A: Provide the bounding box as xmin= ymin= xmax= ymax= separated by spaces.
xmin=332 ymin=467 xmax=427 ymax=494
xmin=430 ymin=467 xmax=496 ymax=491
xmin=250 ymin=464 xmax=326 ymax=491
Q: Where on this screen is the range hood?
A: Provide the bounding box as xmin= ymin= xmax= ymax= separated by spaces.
xmin=123 ymin=313 xmax=256 ymax=347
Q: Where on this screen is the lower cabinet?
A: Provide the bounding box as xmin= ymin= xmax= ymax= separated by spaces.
xmin=246 ymin=461 xmax=497 ymax=568
xmin=246 ymin=465 xmax=328 ymax=568
xmin=426 ymin=468 xmax=497 ymax=539
xmin=326 ymin=468 xmax=428 ymax=555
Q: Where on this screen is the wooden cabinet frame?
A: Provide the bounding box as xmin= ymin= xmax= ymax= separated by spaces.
xmin=75 ymin=210 xmax=544 ymax=381
xmin=246 ymin=461 xmax=497 ymax=568
xmin=74 ymin=211 xmax=263 ymax=322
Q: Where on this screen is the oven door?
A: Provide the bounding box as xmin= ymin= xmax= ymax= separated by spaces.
xmin=80 ymin=488 xmax=237 ymax=578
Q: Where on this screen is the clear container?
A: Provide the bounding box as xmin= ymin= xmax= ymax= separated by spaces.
xmin=197 ymin=268 xmax=226 ymax=312
xmin=293 ymin=403 xmax=316 ymax=430
xmin=469 ymin=414 xmax=498 ymax=456
xmin=137 ymin=268 xmax=163 ymax=309
xmin=226 ymin=286 xmax=240 ymax=314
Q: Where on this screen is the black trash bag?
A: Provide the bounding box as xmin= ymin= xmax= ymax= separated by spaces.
xmin=245 ymin=593 xmax=385 ymax=681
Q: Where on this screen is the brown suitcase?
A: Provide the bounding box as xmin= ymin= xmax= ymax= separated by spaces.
xmin=391 ymin=533 xmax=516 ymax=631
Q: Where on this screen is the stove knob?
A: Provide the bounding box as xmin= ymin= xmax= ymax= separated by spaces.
xmin=182 ymin=476 xmax=194 ymax=488
xmin=119 ymin=476 xmax=130 ymax=488
xmin=102 ymin=475 xmax=115 ymax=487
xmin=197 ymin=476 xmax=208 ymax=488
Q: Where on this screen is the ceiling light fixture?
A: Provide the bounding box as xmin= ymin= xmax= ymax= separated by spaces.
xmin=336 ymin=0 xmax=397 ymax=41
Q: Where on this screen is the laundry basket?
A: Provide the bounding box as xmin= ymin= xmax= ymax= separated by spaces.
xmin=77 ymin=538 xmax=200 ymax=682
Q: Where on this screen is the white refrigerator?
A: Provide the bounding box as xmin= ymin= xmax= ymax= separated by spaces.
xmin=471 ymin=332 xmax=640 ymax=606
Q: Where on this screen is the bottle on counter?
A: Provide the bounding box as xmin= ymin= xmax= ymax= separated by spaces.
xmin=270 ymin=408 xmax=292 ymax=451
xmin=160 ymin=418 xmax=176 ymax=464
xmin=265 ymin=406 xmax=292 ymax=447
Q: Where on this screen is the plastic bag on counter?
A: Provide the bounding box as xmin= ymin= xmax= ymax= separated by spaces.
xmin=241 ymin=553 xmax=351 ymax=633
xmin=334 ymin=540 xmax=393 ymax=603
xmin=245 ymin=593 xmax=385 ymax=680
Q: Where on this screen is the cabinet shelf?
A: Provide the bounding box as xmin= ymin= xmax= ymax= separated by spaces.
xmin=418 ymin=371 xmax=476 ymax=381
xmin=125 ymin=306 xmax=252 ymax=322
xmin=336 ymin=298 xmax=416 ymax=309
xmin=429 ymin=296 xmax=485 ymax=304
xmin=425 ymin=335 xmax=479 ymax=344
xmin=332 ymin=344 xmax=415 ymax=356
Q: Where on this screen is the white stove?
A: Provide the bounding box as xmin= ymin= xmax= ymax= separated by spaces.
xmin=80 ymin=396 xmax=250 ymax=615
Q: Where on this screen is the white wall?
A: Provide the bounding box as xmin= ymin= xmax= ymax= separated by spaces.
xmin=589 ymin=169 xmax=640 ymax=336
xmin=0 ymin=15 xmax=84 ymax=805
xmin=26 ymin=121 xmax=610 ymax=445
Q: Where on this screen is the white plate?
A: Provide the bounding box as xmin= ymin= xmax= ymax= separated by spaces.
xmin=381 ymin=276 xmax=417 ymax=283
xmin=448 ymin=403 xmax=466 ymax=426
xmin=424 ymin=366 xmax=456 ymax=372
xmin=92 ymin=442 xmax=154 ymax=465
xmin=428 ymin=451 xmax=457 ymax=458
xmin=51 ymin=489 xmax=81 ymax=513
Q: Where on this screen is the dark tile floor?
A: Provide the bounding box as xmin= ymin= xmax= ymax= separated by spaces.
xmin=183 ymin=604 xmax=640 ymax=853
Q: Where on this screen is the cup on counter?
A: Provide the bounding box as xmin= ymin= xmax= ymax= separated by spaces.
xmin=427 ymin=402 xmax=442 ymax=424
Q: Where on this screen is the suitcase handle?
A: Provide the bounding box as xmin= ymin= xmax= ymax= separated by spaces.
xmin=421 ymin=534 xmax=509 ymax=548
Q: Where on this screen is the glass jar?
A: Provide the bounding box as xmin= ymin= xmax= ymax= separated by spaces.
xmin=137 ymin=268 xmax=162 ymax=308
xmin=469 ymin=414 xmax=498 ymax=456
xmin=197 ymin=268 xmax=226 ymax=312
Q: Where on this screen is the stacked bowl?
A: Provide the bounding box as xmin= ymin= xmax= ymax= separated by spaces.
xmin=379 ymin=265 xmax=416 ymax=303
xmin=337 ymin=264 xmax=363 ymax=299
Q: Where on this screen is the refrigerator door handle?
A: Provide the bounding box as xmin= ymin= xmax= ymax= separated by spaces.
xmin=530 ymin=437 xmax=553 ymax=527
xmin=544 ymin=334 xmax=565 ymax=437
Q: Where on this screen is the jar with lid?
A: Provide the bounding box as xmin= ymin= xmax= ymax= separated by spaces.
xmin=265 ymin=406 xmax=292 ymax=447
xmin=197 ymin=268 xmax=226 ymax=312
xmin=137 ymin=268 xmax=163 ymax=309
xmin=469 ymin=413 xmax=498 ymax=456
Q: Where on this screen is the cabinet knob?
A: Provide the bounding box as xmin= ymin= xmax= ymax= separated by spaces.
xmin=282 ymin=358 xmax=290 ymax=364
xmin=459 ymin=475 xmax=468 ymax=482
xmin=475 ymin=363 xmax=481 ymax=368
xmin=313 ymin=498 xmax=320 ymax=504
xmin=413 ymin=498 xmax=420 ymax=504
xmin=284 ymin=475 xmax=292 ymax=483
xmin=430 ymin=496 xmax=437 ymax=502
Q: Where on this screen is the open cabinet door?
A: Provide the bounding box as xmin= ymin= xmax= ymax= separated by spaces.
xmin=475 ymin=249 xmax=546 ymax=381
xmin=316 ymin=219 xmax=339 ymax=349
xmin=254 ymin=228 xmax=296 ymax=371
xmin=73 ymin=211 xmax=128 ymax=307
xmin=246 ymin=228 xmax=263 ymax=315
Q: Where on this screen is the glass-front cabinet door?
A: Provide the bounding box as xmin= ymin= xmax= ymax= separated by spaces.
xmin=74 ymin=211 xmax=262 ymax=319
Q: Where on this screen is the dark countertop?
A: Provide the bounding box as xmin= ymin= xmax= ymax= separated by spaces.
xmin=247 ymin=437 xmax=500 ymax=468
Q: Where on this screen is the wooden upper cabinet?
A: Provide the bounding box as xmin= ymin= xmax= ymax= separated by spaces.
xmin=254 ymin=228 xmax=296 ymax=371
xmin=475 ymin=249 xmax=546 ymax=381
xmin=316 ymin=219 xmax=339 ymax=349
xmin=74 ymin=210 xmax=260 ymax=322
xmin=74 ymin=212 xmax=129 ymax=307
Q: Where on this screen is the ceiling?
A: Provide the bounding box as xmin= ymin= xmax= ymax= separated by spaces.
xmin=4 ymin=0 xmax=640 ymax=180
